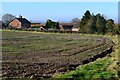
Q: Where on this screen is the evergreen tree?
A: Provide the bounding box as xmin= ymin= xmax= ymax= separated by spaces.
xmin=79 ymin=10 xmax=118 ymax=35
xmin=114 ymin=24 xmax=120 ymax=35
xmin=87 ymin=15 xmax=97 ymax=34
xmin=95 ymin=14 xmax=107 ymax=34
xmin=106 ymin=19 xmax=115 ymax=35
xmin=46 ymin=19 xmax=51 ymax=29
xmin=79 ymin=10 xmax=91 ymax=33
xmin=45 ymin=19 xmax=59 ymax=29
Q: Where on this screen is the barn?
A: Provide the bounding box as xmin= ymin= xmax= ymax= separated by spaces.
xmin=9 ymin=15 xmax=31 ymax=29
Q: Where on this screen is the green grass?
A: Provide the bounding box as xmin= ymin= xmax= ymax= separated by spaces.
xmin=55 ymin=58 xmax=115 ymax=79
xmin=54 ymin=34 xmax=119 ymax=80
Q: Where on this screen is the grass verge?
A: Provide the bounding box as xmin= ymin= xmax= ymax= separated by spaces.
xmin=54 ymin=34 xmax=119 ymax=80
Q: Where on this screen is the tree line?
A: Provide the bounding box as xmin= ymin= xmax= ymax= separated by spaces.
xmin=79 ymin=10 xmax=120 ymax=35
xmin=45 ymin=10 xmax=119 ymax=35
xmin=1 ymin=11 xmax=120 ymax=35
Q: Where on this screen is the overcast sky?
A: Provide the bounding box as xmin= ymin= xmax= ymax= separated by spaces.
xmin=2 ymin=2 xmax=118 ymax=23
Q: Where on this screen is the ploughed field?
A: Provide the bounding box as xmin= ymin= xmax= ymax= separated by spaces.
xmin=2 ymin=31 xmax=115 ymax=78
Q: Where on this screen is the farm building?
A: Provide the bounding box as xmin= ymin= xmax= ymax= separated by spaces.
xmin=31 ymin=23 xmax=46 ymax=30
xmin=59 ymin=23 xmax=74 ymax=31
xmin=40 ymin=24 xmax=46 ymax=30
xmin=39 ymin=23 xmax=79 ymax=31
xmin=31 ymin=23 xmax=40 ymax=27
xmin=9 ymin=15 xmax=31 ymax=29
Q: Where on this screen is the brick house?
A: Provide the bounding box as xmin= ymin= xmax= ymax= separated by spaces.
xmin=9 ymin=15 xmax=31 ymax=29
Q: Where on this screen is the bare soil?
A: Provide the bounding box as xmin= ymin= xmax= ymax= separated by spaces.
xmin=2 ymin=31 xmax=115 ymax=78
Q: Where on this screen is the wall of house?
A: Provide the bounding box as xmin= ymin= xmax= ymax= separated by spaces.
xmin=9 ymin=19 xmax=21 ymax=28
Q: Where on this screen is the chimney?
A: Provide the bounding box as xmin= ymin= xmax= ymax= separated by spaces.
xmin=19 ymin=15 xmax=22 ymax=18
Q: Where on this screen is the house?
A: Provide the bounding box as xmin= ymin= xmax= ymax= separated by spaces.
xmin=9 ymin=15 xmax=31 ymax=29
xmin=59 ymin=23 xmax=80 ymax=32
xmin=59 ymin=23 xmax=74 ymax=31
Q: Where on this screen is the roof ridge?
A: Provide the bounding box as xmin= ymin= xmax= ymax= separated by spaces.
xmin=15 ymin=18 xmax=31 ymax=23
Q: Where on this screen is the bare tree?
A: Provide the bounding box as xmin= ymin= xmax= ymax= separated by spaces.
xmin=2 ymin=14 xmax=16 ymax=27
xmin=71 ymin=18 xmax=80 ymax=28
xmin=71 ymin=18 xmax=80 ymax=23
